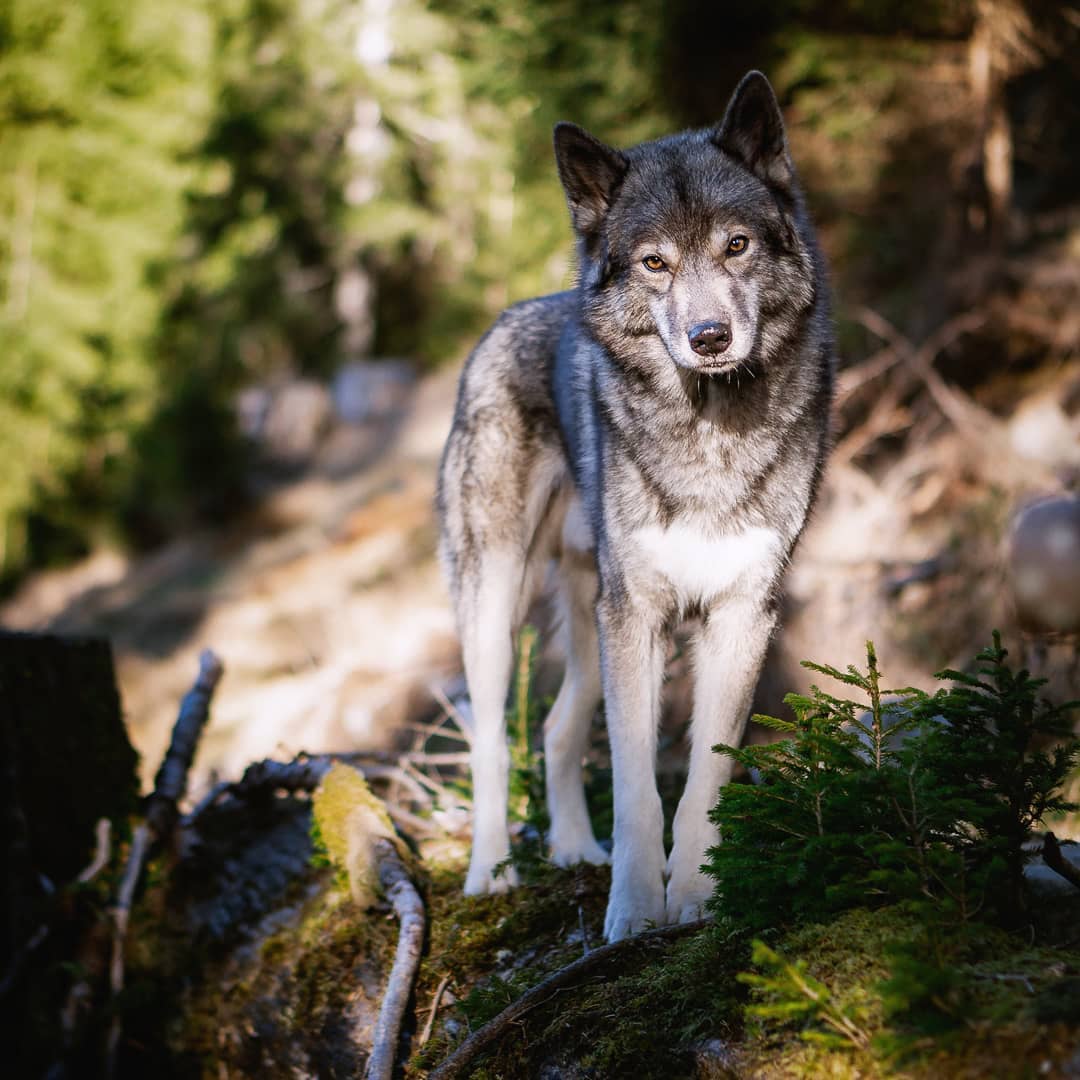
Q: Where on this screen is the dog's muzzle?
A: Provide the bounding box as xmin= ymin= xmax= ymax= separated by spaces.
xmin=688 ymin=321 xmax=732 ymax=357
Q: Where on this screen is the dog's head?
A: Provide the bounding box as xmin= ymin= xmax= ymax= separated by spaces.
xmin=554 ymin=71 xmax=817 ymax=376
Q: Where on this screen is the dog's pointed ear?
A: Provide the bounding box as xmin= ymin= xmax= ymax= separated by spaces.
xmin=553 ymin=122 xmax=628 ymax=235
xmin=713 ymin=71 xmax=794 ymax=191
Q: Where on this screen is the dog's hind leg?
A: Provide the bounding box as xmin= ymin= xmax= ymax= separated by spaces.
xmin=459 ymin=548 xmax=524 ymax=895
xmin=545 ymin=547 xmax=607 ymax=867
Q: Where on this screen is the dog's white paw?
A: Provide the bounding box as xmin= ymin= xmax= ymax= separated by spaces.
xmin=664 ymin=871 xmax=712 ymax=926
xmin=549 ymin=835 xmax=610 ymax=868
xmin=464 ymin=861 xmax=519 ymax=896
xmin=604 ymin=875 xmax=665 ymax=941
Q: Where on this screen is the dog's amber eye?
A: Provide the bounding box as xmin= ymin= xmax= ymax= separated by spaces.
xmin=642 ymin=254 xmax=667 ymax=272
xmin=727 ymin=235 xmax=749 ymax=255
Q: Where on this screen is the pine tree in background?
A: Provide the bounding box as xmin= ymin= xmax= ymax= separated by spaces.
xmin=125 ymin=0 xmax=361 ymax=533
xmin=0 ymin=0 xmax=212 ymax=575
xmin=1 ymin=0 xmax=1077 ymax=582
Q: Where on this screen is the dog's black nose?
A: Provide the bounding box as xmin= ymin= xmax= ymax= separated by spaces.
xmin=688 ymin=321 xmax=732 ymax=357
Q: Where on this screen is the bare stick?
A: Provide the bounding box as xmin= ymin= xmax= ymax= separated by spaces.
xmin=429 ymin=682 xmax=473 ymax=744
xmin=1043 ymin=832 xmax=1080 ymax=892
xmin=399 ymin=756 xmax=465 ymax=808
xmin=106 ymin=649 xmax=224 ymax=1076
xmin=104 ymin=825 xmax=151 ymax=1073
xmin=834 ymin=344 xmax=903 ymax=402
xmin=184 ymin=753 xmax=439 ymax=828
xmin=364 ymin=838 xmax=426 ymax=1080
xmin=428 ymin=920 xmax=709 ymax=1080
xmin=404 ymin=718 xmax=469 ymax=745
xmin=77 ymin=819 xmax=113 ymax=884
xmin=854 ymin=308 xmax=1005 ymax=448
xmin=419 ymin=973 xmax=452 ymax=1047
xmin=385 ymin=802 xmax=443 ymax=838
xmin=145 ymin=650 xmax=224 ymax=838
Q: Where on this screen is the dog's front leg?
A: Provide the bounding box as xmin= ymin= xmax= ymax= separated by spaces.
xmin=597 ymin=597 xmax=667 ymax=941
xmin=666 ymin=597 xmax=777 ymax=924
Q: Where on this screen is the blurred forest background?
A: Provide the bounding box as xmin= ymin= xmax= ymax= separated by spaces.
xmin=2 ymin=0 xmax=1076 ymax=587
xmin=4 ymin=5 xmax=1080 ymax=1071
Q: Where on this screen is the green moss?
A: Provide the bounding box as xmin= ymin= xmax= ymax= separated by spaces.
xmin=409 ymin=859 xmax=745 ymax=1078
xmin=737 ymin=907 xmax=1080 ymax=1078
xmin=560 ymin=929 xmax=746 ymax=1078
xmin=311 ymin=763 xmax=409 ymax=907
xmin=174 ymin=883 xmax=398 ymax=1077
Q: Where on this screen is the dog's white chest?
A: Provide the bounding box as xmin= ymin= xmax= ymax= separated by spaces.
xmin=631 ymin=522 xmax=782 ymax=602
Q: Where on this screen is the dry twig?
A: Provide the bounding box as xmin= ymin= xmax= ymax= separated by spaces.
xmin=77 ymin=819 xmax=113 ymax=884
xmin=106 ymin=649 xmax=223 ymax=1076
xmin=184 ymin=751 xmax=454 ymax=832
xmin=419 ymin=973 xmax=452 ymax=1047
xmin=363 ymin=842 xmax=426 ymax=1080
xmin=428 ymin=682 xmax=473 ymax=743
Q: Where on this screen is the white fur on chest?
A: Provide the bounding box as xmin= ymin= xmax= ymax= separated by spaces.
xmin=631 ymin=522 xmax=782 ymax=603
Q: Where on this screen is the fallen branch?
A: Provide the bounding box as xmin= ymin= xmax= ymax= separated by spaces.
xmin=145 ymin=650 xmax=225 ymax=839
xmin=106 ymin=649 xmax=223 ymax=1076
xmin=308 ymin=765 xmax=427 ymax=1077
xmin=184 ymin=752 xmax=444 ymax=830
xmin=364 ymin=838 xmax=426 ymax=1080
xmin=419 ymin=973 xmax=452 ymax=1047
xmin=428 ymin=682 xmax=473 ymax=744
xmin=834 ymin=343 xmax=903 ymax=403
xmin=398 ymin=756 xmax=466 ymax=808
xmin=428 ymin=919 xmax=709 ymax=1080
xmin=77 ymin=819 xmax=113 ymax=884
xmin=1042 ymin=831 xmax=1080 ymax=892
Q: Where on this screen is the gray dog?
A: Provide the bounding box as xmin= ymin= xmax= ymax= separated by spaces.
xmin=437 ymin=71 xmax=833 ymax=940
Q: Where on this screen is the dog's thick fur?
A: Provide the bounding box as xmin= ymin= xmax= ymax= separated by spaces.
xmin=437 ymin=71 xmax=834 ymax=940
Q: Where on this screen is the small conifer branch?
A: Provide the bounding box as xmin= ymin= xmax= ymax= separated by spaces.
xmin=786 ymin=965 xmax=870 ymax=1049
xmin=429 ymin=920 xmax=709 ymax=1080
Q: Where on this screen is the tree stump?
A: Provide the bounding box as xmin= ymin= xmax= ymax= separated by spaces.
xmin=1 ymin=631 xmax=138 ymax=968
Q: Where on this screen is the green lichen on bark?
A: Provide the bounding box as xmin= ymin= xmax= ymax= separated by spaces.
xmin=311 ymin=763 xmax=405 ymax=907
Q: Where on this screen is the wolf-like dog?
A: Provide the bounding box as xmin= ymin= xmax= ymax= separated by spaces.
xmin=437 ymin=71 xmax=833 ymax=941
